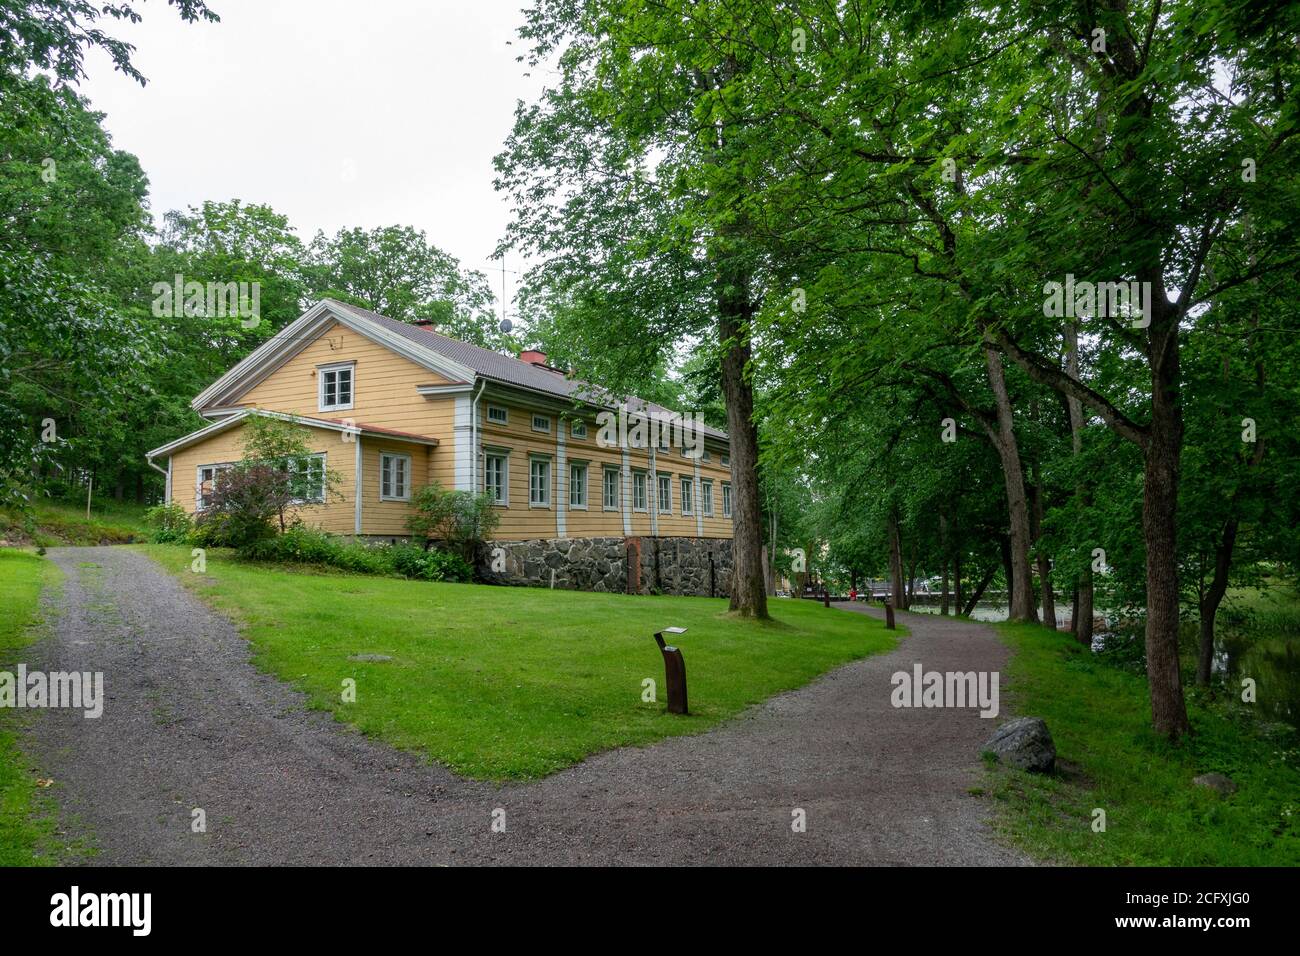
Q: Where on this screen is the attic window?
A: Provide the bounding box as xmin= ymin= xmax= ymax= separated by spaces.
xmin=486 ymin=405 xmax=508 ymax=425
xmin=319 ymin=363 xmax=354 ymax=411
xmin=531 ymin=414 xmax=551 ymax=434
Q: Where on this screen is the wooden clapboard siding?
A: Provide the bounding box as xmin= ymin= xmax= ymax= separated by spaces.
xmin=168 ymin=420 xmax=359 ymax=534
xmin=240 ymin=320 xmax=457 ymax=438
xmin=361 ymin=438 xmax=433 ymax=538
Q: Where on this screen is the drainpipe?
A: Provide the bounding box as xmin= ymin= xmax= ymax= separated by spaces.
xmin=470 ymin=378 xmax=486 ymax=493
xmin=146 ymin=456 xmax=170 ymax=502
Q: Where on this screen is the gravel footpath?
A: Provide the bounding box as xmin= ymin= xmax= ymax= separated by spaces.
xmin=24 ymin=547 xmax=1029 ymax=866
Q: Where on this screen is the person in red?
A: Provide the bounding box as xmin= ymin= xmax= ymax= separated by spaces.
xmin=849 ymin=587 xmax=858 ymax=603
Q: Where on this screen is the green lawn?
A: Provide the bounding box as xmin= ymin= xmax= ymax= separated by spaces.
xmin=141 ymin=545 xmax=897 ymax=779
xmin=0 ymin=499 xmax=151 ymax=548
xmin=0 ymin=550 xmax=61 ymax=866
xmin=989 ymin=620 xmax=1300 ymax=865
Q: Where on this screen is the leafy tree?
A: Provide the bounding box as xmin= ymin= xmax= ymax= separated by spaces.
xmin=306 ymin=225 xmax=511 ymax=349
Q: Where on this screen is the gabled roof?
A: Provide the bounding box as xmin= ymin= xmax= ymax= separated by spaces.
xmin=146 ymin=408 xmax=438 ymax=462
xmin=193 ymin=299 xmax=728 ymax=442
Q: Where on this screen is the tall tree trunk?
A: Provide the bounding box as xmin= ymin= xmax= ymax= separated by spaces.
xmin=718 ymin=270 xmax=768 ymax=619
xmin=963 ymin=563 xmax=997 ymax=616
xmin=1143 ymin=293 xmax=1190 ymax=739
xmin=940 ymin=513 xmax=950 ymax=616
xmin=1196 ymin=517 xmax=1238 ymax=686
xmin=1065 ymin=321 xmax=1094 ymax=646
xmin=1029 ymin=470 xmax=1056 ymax=628
xmin=984 ymin=345 xmax=1037 ymax=622
xmin=954 ymin=546 xmax=964 ymax=616
xmin=887 ymin=506 xmax=905 ymax=608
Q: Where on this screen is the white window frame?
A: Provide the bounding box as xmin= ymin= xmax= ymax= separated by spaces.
xmin=486 ymin=404 xmax=509 ymax=426
xmin=570 ymin=419 xmax=587 ymax=439
xmin=569 ymin=460 xmax=588 ymax=509
xmin=531 ymin=414 xmax=551 ymax=434
xmin=602 ymin=466 xmax=619 ymax=511
xmin=286 ymin=453 xmax=327 ymax=505
xmin=379 ymin=452 xmax=412 ymax=502
xmin=720 ymin=454 xmax=730 ymax=468
xmin=722 ymin=481 xmax=732 ymax=518
xmin=529 ymin=455 xmax=552 ymax=507
xmin=195 ymin=462 xmax=233 ymax=511
xmin=680 ymin=476 xmax=694 ymax=515
xmin=318 ymin=362 xmax=355 ymax=412
xmin=701 ymin=478 xmax=714 ymax=517
xmin=632 ymin=470 xmax=648 ymax=512
xmin=656 ymin=473 xmax=672 ymax=515
xmin=484 ymin=449 xmax=509 ymax=506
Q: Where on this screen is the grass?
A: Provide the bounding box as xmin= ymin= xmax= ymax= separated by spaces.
xmin=140 ymin=544 xmax=898 ymax=780
xmin=989 ymin=620 xmax=1300 ymax=866
xmin=0 ymin=498 xmax=151 ymax=548
xmin=0 ymin=549 xmax=61 ymax=866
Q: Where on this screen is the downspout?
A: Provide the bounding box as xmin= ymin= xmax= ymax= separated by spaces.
xmin=146 ymin=456 xmax=170 ymax=502
xmin=470 ymin=378 xmax=486 ymax=494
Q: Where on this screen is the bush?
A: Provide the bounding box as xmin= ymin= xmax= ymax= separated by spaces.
xmin=390 ymin=543 xmax=473 ymax=582
xmin=235 ymin=528 xmax=470 ymax=582
xmin=144 ymin=503 xmax=193 ymax=543
xmin=406 ymin=483 xmax=500 ymax=563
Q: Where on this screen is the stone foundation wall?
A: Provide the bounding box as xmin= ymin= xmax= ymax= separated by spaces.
xmin=477 ymin=536 xmax=733 ymax=597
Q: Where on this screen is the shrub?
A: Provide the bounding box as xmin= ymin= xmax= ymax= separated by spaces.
xmin=390 ymin=543 xmax=473 ymax=582
xmin=144 ymin=503 xmax=193 ymax=543
xmin=406 ymin=483 xmax=500 ymax=563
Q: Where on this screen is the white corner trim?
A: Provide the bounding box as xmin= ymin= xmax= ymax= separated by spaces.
xmin=694 ymin=456 xmax=704 ymax=537
xmin=621 ymin=449 xmax=632 ymax=535
xmin=452 ymin=394 xmax=473 ymax=491
xmin=354 ymin=436 xmax=363 ymax=535
xmin=556 ymin=426 xmax=567 ymax=538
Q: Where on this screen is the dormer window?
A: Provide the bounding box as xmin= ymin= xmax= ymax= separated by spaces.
xmin=319 ymin=362 xmax=354 ymax=411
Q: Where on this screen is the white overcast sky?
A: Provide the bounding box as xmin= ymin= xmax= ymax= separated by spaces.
xmin=81 ymin=0 xmax=547 ymax=311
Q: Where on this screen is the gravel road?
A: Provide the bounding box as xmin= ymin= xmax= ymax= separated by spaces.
xmin=23 ymin=547 xmax=1029 ymax=866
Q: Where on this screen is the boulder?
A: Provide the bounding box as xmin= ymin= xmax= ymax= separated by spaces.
xmin=984 ymin=717 xmax=1056 ymax=773
xmin=1192 ymin=772 xmax=1237 ymax=797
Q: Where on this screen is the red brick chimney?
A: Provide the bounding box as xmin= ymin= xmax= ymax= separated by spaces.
xmin=519 ymin=349 xmax=548 ymax=367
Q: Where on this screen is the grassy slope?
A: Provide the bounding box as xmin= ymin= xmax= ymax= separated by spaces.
xmin=992 ymin=620 xmax=1300 ymax=866
xmin=0 ymin=550 xmax=60 ymax=866
xmin=0 ymin=499 xmax=150 ymax=548
xmin=141 ymin=544 xmax=897 ymax=780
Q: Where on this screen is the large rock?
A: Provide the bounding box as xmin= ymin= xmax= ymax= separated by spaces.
xmin=1192 ymin=772 xmax=1237 ymax=797
xmin=984 ymin=717 xmax=1056 ymax=773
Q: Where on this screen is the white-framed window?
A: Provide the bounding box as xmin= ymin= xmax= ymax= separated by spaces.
xmin=318 ymin=362 xmax=354 ymax=411
xmin=721 ymin=454 xmax=730 ymax=468
xmin=680 ymin=476 xmax=694 ymax=515
xmin=529 ymin=456 xmax=551 ymax=506
xmin=701 ymin=450 xmax=711 ymax=462
xmin=484 ymin=451 xmax=508 ymax=505
xmin=569 ymin=461 xmax=588 ymax=508
xmin=570 ymin=420 xmax=587 ymax=439
xmin=657 ymin=473 xmax=672 ymax=515
xmin=196 ymin=463 xmax=232 ymax=510
xmin=286 ymin=453 xmax=327 ymax=504
xmin=531 ymin=414 xmax=551 ymax=433
xmin=486 ymin=405 xmax=508 ymax=426
xmin=379 ymin=452 xmax=411 ymax=501
xmin=722 ymin=481 xmax=732 ymax=518
xmin=701 ymin=479 xmax=714 ymax=517
xmin=633 ymin=470 xmax=648 ymax=511
xmin=603 ymin=467 xmax=619 ymax=510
